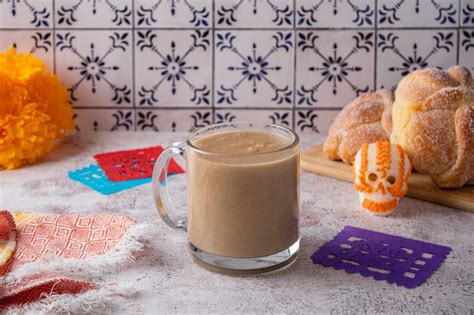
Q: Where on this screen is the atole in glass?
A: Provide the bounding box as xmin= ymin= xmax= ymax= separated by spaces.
xmin=152 ymin=122 xmax=300 ymax=275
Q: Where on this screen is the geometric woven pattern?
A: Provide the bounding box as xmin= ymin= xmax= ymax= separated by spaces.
xmin=0 ymin=211 xmax=137 ymax=309
xmin=10 ymin=213 xmax=136 ymax=268
xmin=0 ymin=210 xmax=16 ymax=275
xmin=1 ymin=274 xmax=95 ymax=308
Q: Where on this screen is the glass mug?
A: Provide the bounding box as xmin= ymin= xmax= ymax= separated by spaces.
xmin=152 ymin=122 xmax=300 ymax=275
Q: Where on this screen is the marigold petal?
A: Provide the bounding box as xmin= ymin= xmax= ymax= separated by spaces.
xmin=0 ymin=49 xmax=74 ymax=170
xmin=0 ymin=47 xmax=45 ymax=82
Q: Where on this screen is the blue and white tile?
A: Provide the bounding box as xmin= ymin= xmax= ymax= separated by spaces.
xmin=377 ymin=30 xmax=457 ymax=90
xmin=296 ymin=0 xmax=374 ymax=28
xmin=215 ymin=30 xmax=294 ymax=108
xmin=378 ymin=0 xmax=458 ymax=28
xmin=214 ymin=109 xmax=293 ymax=128
xmin=296 ymin=30 xmax=374 ymax=108
xmin=0 ymin=0 xmax=51 ymax=28
xmin=55 ymin=31 xmax=133 ymax=107
xmin=295 ymin=109 xmax=340 ymax=135
xmin=135 ymin=0 xmax=211 ymax=28
xmin=215 ymin=0 xmax=293 ymax=28
xmin=460 ymin=29 xmax=474 ymax=73
xmin=73 ymin=109 xmax=135 ymax=132
xmin=0 ymin=31 xmax=54 ymax=71
xmin=55 ymin=0 xmax=132 ymax=28
xmin=461 ymin=0 xmax=474 ymax=26
xmin=135 ymin=30 xmax=212 ymax=108
xmin=136 ymin=109 xmax=212 ymax=132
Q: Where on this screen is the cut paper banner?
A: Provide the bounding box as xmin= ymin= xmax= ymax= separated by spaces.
xmin=68 ymin=164 xmax=152 ymax=195
xmin=311 ymin=226 xmax=451 ymax=288
xmin=0 ymin=210 xmax=151 ymax=312
xmin=94 ymin=146 xmax=184 ymax=182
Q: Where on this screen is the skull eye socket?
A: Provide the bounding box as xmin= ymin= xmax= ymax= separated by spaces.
xmin=368 ymin=173 xmax=377 ymax=181
xmin=386 ymin=176 xmax=396 ymax=184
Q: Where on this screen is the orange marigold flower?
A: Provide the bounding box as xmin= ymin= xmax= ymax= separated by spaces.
xmin=0 ymin=48 xmax=74 ymax=170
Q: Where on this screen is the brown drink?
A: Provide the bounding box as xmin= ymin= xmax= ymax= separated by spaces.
xmin=187 ymin=131 xmax=300 ymax=258
xmin=152 ymin=122 xmax=300 ymax=274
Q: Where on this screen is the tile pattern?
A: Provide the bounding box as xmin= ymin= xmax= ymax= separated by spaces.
xmin=135 ymin=29 xmax=212 ymax=107
xmin=215 ymin=30 xmax=294 ymax=108
xmin=0 ymin=30 xmax=54 ymax=70
xmin=460 ymin=28 xmax=474 ymax=72
xmin=462 ymin=0 xmax=474 ymax=26
xmin=0 ymin=0 xmax=470 ymax=135
xmin=0 ymin=0 xmax=52 ymax=28
xmin=135 ymin=0 xmax=212 ymax=28
xmin=377 ymin=29 xmax=458 ymax=89
xmin=215 ymin=0 xmax=294 ymax=28
xmin=55 ymin=30 xmax=133 ymax=107
xmin=296 ymin=0 xmax=375 ymax=28
xmin=377 ymin=0 xmax=459 ymax=27
xmin=55 ymin=0 xmax=133 ymax=28
xmin=296 ymin=30 xmax=374 ymax=108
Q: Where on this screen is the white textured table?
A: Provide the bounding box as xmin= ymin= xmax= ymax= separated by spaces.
xmin=1 ymin=132 xmax=473 ymax=314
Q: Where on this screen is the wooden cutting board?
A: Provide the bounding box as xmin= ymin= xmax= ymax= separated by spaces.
xmin=301 ymin=144 xmax=474 ymax=212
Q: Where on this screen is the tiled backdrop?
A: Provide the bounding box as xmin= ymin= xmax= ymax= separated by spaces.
xmin=1 ymin=0 xmax=473 ymax=134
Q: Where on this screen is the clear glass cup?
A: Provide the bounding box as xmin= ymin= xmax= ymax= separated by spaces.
xmin=152 ymin=122 xmax=300 ymax=275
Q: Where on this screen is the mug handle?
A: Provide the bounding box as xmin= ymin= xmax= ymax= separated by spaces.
xmin=152 ymin=141 xmax=187 ymax=231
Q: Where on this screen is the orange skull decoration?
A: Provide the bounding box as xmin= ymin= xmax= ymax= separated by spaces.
xmin=353 ymin=141 xmax=412 ymax=216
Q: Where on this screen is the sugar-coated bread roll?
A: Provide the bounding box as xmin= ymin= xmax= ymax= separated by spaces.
xmin=324 ymin=89 xmax=393 ymax=164
xmin=390 ymin=66 xmax=474 ymax=188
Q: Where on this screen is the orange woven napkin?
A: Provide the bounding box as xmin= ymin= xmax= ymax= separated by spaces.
xmin=0 ymin=210 xmax=150 ymax=312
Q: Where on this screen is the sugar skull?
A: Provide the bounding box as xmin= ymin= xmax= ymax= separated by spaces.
xmin=353 ymin=141 xmax=412 ymax=216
